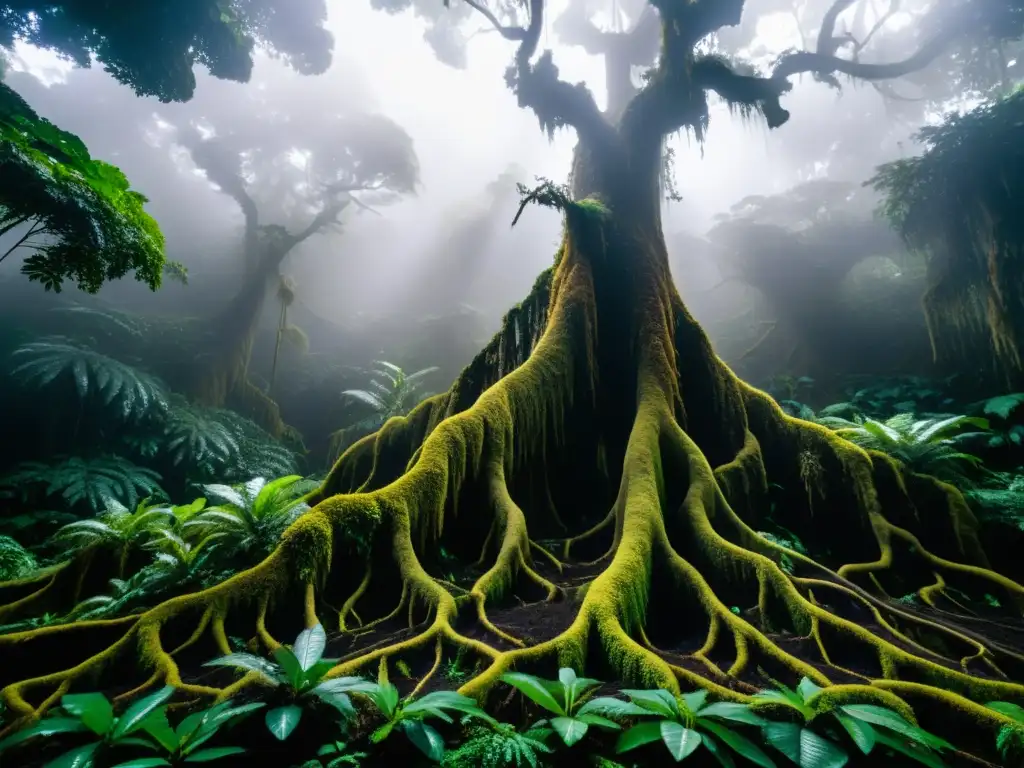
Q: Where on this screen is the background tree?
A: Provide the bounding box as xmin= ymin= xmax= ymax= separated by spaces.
xmin=871 ymin=86 xmax=1024 ymax=373
xmin=2 ymin=3 xmax=1024 ymax=765
xmin=694 ymin=179 xmax=925 ymax=382
xmin=0 ymin=0 xmax=333 ymax=102
xmin=160 ymin=83 xmax=420 ymax=436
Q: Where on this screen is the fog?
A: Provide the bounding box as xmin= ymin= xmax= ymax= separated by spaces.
xmin=1 ymin=0 xmax=947 ymax=383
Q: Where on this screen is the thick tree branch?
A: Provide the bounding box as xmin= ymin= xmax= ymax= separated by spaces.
xmin=289 ymin=199 xmax=350 ymax=248
xmin=694 ymin=57 xmax=793 ymax=128
xmin=628 ymin=0 xmax=967 ymax=142
xmin=771 ymin=23 xmax=959 ymax=82
xmin=463 ymin=0 xmax=613 ymax=147
xmin=817 ymin=0 xmax=859 ymax=58
xmin=177 ymin=126 xmax=261 ymax=248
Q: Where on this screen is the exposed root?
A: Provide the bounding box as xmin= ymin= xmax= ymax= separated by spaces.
xmin=0 ymin=215 xmax=1022 ymax=765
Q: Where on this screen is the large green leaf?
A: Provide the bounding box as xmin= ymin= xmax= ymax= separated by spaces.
xmin=265 ymin=705 xmax=303 ymax=741
xmin=577 ymin=696 xmax=648 ymax=719
xmin=616 ymin=721 xmax=664 ymax=753
xmin=682 ymin=690 xmax=708 ymax=714
xmin=551 ymin=716 xmax=589 ymax=746
xmin=501 ymin=672 xmax=566 ymax=716
xmin=700 ymin=721 xmax=776 ymax=768
xmin=987 ymin=701 xmax=1024 ymax=723
xmin=558 ymin=667 xmax=600 ymax=712
xmin=366 ymin=682 xmax=401 ymax=718
xmin=838 ymin=705 xmax=951 ymax=750
xmin=0 ymin=717 xmax=90 ymax=752
xmin=576 ymin=713 xmax=622 ymax=730
xmin=139 ymin=710 xmax=178 ymax=753
xmin=753 ymin=688 xmax=817 ymax=722
xmin=983 ymin=394 xmax=1024 ymax=420
xmin=273 ymin=646 xmax=305 ymax=690
xmin=699 ymin=702 xmax=767 ymax=726
xmin=401 ymin=720 xmax=446 ymax=762
xmin=762 ymin=722 xmax=849 ymax=768
xmin=183 ymin=747 xmax=247 ymax=763
xmin=872 ymin=730 xmax=947 ymax=768
xmin=113 ymin=686 xmax=175 ymax=738
xmin=292 ymin=623 xmax=327 ymax=671
xmin=833 ymin=712 xmax=876 ymax=755
xmin=796 ymin=678 xmax=822 ymax=703
xmin=202 ymin=653 xmax=283 ymax=684
xmin=108 ymin=760 xmax=171 ymax=768
xmin=305 ymin=658 xmax=341 ymax=685
xmin=181 ymin=702 xmax=265 ymax=754
xmin=621 ymin=688 xmax=679 ymax=718
xmin=660 ymin=721 xmax=702 ymax=761
xmin=45 ymin=742 xmax=101 ymax=768
xmin=61 ymin=692 xmax=115 ymax=736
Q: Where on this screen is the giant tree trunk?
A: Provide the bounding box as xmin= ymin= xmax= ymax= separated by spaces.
xmin=2 ymin=136 xmax=1024 ymax=761
xmin=189 ymin=248 xmax=293 ymax=438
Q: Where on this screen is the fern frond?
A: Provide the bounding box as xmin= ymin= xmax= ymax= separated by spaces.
xmin=11 ymin=336 xmax=168 ymax=421
xmin=342 ymin=388 xmax=387 ymax=410
xmin=1 ymin=456 xmax=164 ymax=512
xmin=0 ymin=535 xmax=37 ymax=581
xmin=163 ymin=403 xmax=240 ymax=467
xmin=49 ymin=305 xmax=147 ymax=337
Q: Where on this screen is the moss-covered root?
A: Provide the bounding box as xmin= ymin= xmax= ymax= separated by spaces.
xmin=0 ymin=241 xmax=585 ymax=735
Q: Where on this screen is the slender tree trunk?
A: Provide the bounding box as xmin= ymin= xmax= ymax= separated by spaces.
xmin=269 ymin=301 xmax=287 ymax=397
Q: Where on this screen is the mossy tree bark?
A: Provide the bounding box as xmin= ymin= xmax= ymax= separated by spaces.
xmin=1 ymin=0 xmax=1023 ymax=761
xmin=176 ymin=122 xmax=358 ymax=437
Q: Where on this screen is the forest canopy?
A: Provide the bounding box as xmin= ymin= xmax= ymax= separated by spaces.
xmin=0 ymin=0 xmax=333 ymax=102
xmin=0 ymin=82 xmax=166 ymax=292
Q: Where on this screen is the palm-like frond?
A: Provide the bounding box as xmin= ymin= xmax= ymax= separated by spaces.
xmin=48 ymin=305 xmax=148 ymax=338
xmin=208 ymin=409 xmax=300 ymax=482
xmin=339 ymin=388 xmax=387 ymax=410
xmin=341 ymin=360 xmax=438 ymax=424
xmin=0 ymin=535 xmax=37 ymax=581
xmin=0 ymin=456 xmax=164 ymax=512
xmin=10 ymin=336 xmax=168 ymax=421
xmin=822 ymin=413 xmax=990 ymax=486
xmin=140 ymin=529 xmax=226 ymax=587
xmin=966 ymin=473 xmax=1024 ymax=531
xmin=65 ymin=576 xmax=147 ymax=621
xmin=183 ymin=475 xmax=310 ymax=560
xmin=53 ymin=497 xmax=175 ymax=551
xmin=161 ymin=402 xmax=240 ymax=468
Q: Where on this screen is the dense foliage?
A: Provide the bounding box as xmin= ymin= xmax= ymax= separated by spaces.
xmin=0 ymin=656 xmax=968 ymax=767
xmin=0 ymin=83 xmax=168 ymax=292
xmin=0 ymin=0 xmax=333 ymax=102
